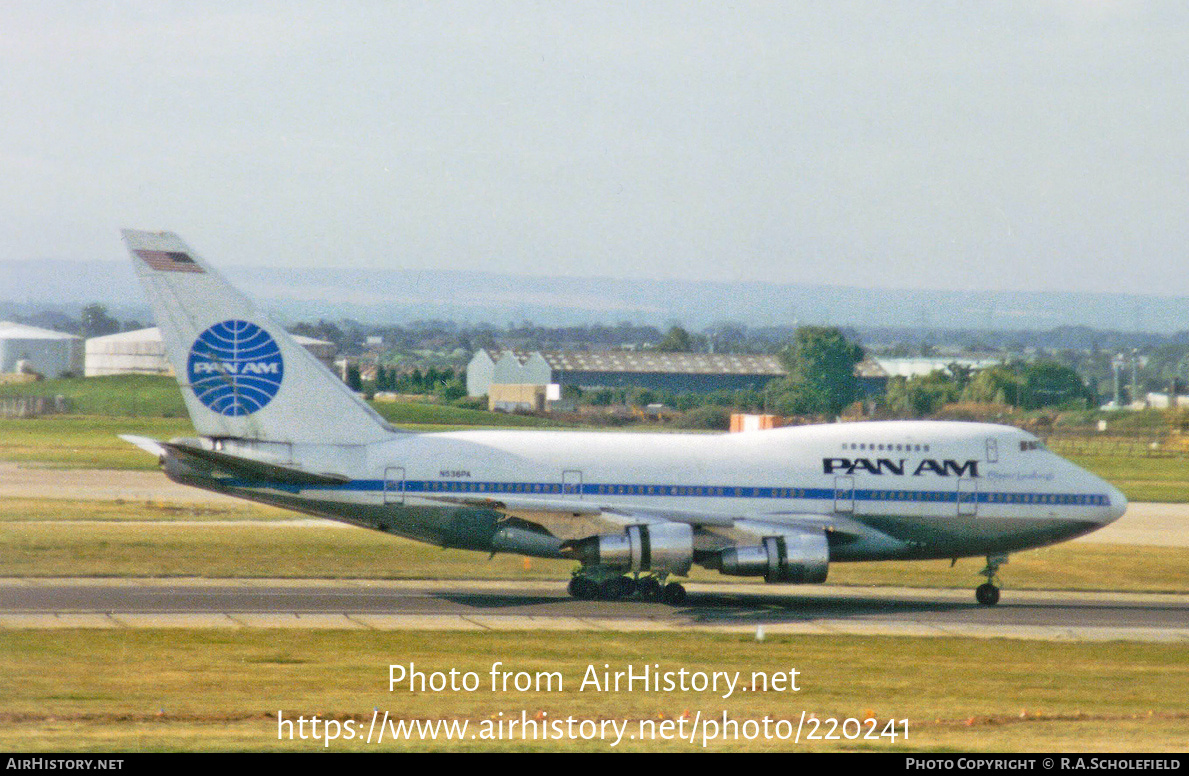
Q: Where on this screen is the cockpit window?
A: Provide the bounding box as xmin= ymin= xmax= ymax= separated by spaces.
xmin=1019 ymin=440 xmax=1042 ymax=452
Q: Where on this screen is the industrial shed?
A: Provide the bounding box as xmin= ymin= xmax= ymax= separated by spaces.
xmin=468 ymin=349 xmax=891 ymax=400
xmin=84 ymin=327 xmax=169 ymax=376
xmin=467 ymin=350 xmax=787 ymax=397
xmin=86 ymin=327 xmax=337 ymax=377
xmin=0 ymin=321 xmax=83 ymax=378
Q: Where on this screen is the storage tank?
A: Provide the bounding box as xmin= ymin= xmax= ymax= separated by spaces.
xmin=0 ymin=321 xmax=83 ymax=378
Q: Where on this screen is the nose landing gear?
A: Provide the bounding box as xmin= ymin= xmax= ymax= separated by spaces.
xmin=975 ymin=554 xmax=1007 ymax=606
xmin=975 ymin=582 xmax=1000 ymax=606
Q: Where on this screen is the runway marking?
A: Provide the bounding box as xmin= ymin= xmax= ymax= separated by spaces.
xmin=0 ymin=612 xmax=1184 ymax=642
xmin=2 ymin=577 xmax=1187 ymax=643
xmin=2 ymin=576 xmax=1187 ymax=603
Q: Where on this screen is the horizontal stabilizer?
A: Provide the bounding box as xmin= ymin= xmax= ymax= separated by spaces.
xmin=118 ymin=434 xmax=168 ymax=459
xmin=120 ymin=434 xmax=352 ymax=486
xmin=161 ymin=441 xmax=352 ymax=486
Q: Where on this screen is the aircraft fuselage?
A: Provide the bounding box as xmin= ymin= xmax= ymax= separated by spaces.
xmin=167 ymin=419 xmax=1125 ymax=568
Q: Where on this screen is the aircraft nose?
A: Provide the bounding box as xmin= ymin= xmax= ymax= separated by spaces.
xmin=1102 ymin=481 xmax=1128 ymax=524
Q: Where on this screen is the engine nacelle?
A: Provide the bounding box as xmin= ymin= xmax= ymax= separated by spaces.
xmin=719 ymin=531 xmax=829 ymax=584
xmin=560 ymin=523 xmax=693 ymax=576
xmin=490 ymin=525 xmax=565 ymax=559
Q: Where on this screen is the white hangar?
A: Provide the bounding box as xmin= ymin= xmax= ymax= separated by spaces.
xmin=0 ymin=321 xmax=84 ymax=378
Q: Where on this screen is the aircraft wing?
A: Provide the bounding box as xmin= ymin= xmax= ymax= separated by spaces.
xmin=416 ymin=492 xmax=737 ymax=527
xmin=415 ymin=492 xmax=874 ymax=544
xmin=418 ymin=492 xmax=907 ymax=579
xmin=417 ymin=493 xmax=607 ymax=517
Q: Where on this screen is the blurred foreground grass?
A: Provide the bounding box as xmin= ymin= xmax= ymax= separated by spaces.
xmin=0 ymin=629 xmax=1184 ymax=752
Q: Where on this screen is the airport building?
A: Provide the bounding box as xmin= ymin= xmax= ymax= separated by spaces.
xmin=467 ymin=349 xmax=789 ymax=399
xmin=468 ymin=349 xmax=892 ymax=403
xmin=0 ymin=321 xmax=84 ymax=379
xmin=85 ymin=327 xmax=337 ymax=377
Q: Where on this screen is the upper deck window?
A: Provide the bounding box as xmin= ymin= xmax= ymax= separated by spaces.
xmin=841 ymin=442 xmax=929 ymax=452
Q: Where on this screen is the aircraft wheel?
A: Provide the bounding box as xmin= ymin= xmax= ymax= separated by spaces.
xmin=637 ymin=577 xmax=662 ymax=602
xmin=660 ymin=582 xmax=687 ymax=606
xmin=975 ymin=583 xmax=1000 ymax=606
xmin=599 ymin=576 xmax=635 ymax=601
xmin=568 ymin=577 xmax=598 ymax=601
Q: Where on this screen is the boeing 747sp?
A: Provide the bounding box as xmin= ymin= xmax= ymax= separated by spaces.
xmin=120 ymin=230 xmax=1127 ymax=606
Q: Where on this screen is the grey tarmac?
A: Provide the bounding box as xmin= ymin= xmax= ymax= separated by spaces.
xmin=0 ymin=577 xmax=1185 ymax=643
xmin=0 ymin=462 xmax=242 ymax=505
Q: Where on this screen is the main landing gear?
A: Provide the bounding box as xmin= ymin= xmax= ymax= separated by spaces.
xmin=975 ymin=554 xmax=1007 ymax=606
xmin=568 ymin=572 xmax=686 ymax=605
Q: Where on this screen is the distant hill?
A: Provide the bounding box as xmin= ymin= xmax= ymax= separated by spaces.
xmin=1 ymin=258 xmax=1186 ymax=333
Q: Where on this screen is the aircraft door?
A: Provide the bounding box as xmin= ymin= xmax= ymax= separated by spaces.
xmin=834 ymin=475 xmax=854 ymax=514
xmin=563 ymin=469 xmax=583 ymax=499
xmin=986 ymin=438 xmax=999 ymax=463
xmin=384 ymin=467 xmax=405 ymax=505
xmin=957 ymin=478 xmax=977 ymax=517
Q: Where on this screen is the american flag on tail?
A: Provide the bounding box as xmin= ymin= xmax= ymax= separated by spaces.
xmin=133 ymin=249 xmax=205 ymax=273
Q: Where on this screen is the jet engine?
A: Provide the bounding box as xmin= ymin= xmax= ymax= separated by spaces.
xmin=559 ymin=523 xmax=693 ymax=576
xmin=490 ymin=524 xmax=565 ymax=558
xmin=718 ymin=530 xmax=829 ymax=584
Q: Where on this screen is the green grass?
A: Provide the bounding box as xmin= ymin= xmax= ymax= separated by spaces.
xmin=1063 ymin=454 xmax=1189 ymax=503
xmin=0 ymin=416 xmax=195 ymax=470
xmin=0 ymin=630 xmax=1184 ymax=751
xmin=825 ymin=544 xmax=1189 ymax=593
xmin=0 ymin=375 xmax=577 ymax=469
xmin=371 ymin=401 xmax=564 ymax=427
xmin=0 ymin=374 xmax=563 ymax=427
xmin=0 ymin=518 xmax=1184 ymax=593
xmin=0 ymin=522 xmax=574 ymax=579
xmin=0 ymin=375 xmax=189 ymax=417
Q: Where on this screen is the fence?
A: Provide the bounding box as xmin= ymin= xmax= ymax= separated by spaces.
xmin=1043 ymin=431 xmax=1186 ymax=458
xmin=0 ymin=395 xmax=71 ymax=418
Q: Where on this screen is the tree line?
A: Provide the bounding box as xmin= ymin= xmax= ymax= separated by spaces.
xmin=570 ymin=326 xmax=1096 ymax=420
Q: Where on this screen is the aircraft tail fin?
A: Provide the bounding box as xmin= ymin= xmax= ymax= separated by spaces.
xmin=121 ymin=229 xmax=399 ymax=445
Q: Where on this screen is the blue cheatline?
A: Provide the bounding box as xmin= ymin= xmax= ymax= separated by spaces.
xmin=212 ymin=474 xmax=1111 ymax=507
xmin=186 ymin=320 xmax=284 ymax=416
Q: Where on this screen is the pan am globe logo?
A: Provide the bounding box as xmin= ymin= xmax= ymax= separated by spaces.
xmin=187 ymin=320 xmax=284 ymax=416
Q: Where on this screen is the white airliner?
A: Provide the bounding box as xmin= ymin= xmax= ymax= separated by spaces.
xmin=120 ymin=230 xmax=1127 ymax=606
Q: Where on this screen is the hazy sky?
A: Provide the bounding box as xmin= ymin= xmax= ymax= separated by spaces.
xmin=3 ymin=2 xmax=1187 ymax=296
